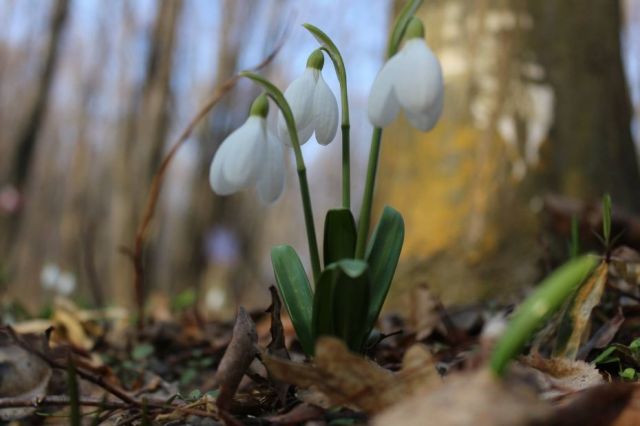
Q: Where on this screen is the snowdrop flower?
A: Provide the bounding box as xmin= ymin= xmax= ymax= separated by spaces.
xmin=277 ymin=49 xmax=339 ymax=146
xmin=40 ymin=262 xmax=76 ymax=296
xmin=368 ymin=17 xmax=444 ymax=132
xmin=209 ymin=95 xmax=285 ymax=204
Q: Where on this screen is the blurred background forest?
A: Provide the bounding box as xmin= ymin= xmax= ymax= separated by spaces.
xmin=0 ymin=0 xmax=639 ymax=318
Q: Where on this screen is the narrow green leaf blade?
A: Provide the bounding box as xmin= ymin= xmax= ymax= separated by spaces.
xmin=333 ymin=260 xmax=371 ymax=353
xmin=490 ymin=255 xmax=599 ymax=376
xmin=365 ymin=206 xmax=404 ymax=333
xmin=271 ymin=245 xmax=314 ymax=356
xmin=312 ymin=268 xmax=337 ymax=344
xmin=323 ymin=208 xmax=357 ymax=267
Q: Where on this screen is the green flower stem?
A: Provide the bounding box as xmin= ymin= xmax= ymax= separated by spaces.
xmin=354 ymin=0 xmax=423 ymax=258
xmin=302 ymin=24 xmax=351 ymax=209
xmin=341 ymin=124 xmax=350 ymax=209
xmin=355 ymin=127 xmax=382 ymax=259
xmin=240 ymin=72 xmax=321 ymax=283
xmin=490 ymin=255 xmax=598 ymax=377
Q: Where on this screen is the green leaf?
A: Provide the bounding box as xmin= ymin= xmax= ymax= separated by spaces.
xmin=364 ymin=206 xmax=404 ymax=334
xmin=621 ymin=367 xmax=636 ymax=381
xmin=323 ymin=208 xmax=357 ymax=266
xmin=132 ymin=343 xmax=155 ymax=361
xmin=490 ymin=255 xmax=599 ymax=376
xmin=172 ymin=289 xmax=197 ymax=311
xmin=387 ymin=0 xmax=424 ymax=57
xmin=312 ymin=268 xmax=337 ymax=342
xmin=332 ymin=260 xmax=371 ymax=353
xmin=271 ymin=245 xmax=314 ymax=356
xmin=592 ymin=346 xmax=618 ymax=365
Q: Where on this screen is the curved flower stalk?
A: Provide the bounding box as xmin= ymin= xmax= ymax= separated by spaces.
xmin=367 ymin=17 xmax=443 ymax=131
xmin=209 ymin=94 xmax=285 ymax=204
xmin=303 ymin=23 xmax=352 ymax=209
xmin=277 ymin=49 xmax=339 ymax=146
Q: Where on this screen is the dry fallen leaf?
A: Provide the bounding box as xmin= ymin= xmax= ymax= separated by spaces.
xmin=262 ymin=337 xmax=439 ymax=414
xmin=554 ymin=261 xmax=608 ymax=360
xmin=408 ymin=284 xmax=440 ymax=340
xmin=519 ymin=355 xmax=604 ymax=400
xmin=374 ymin=369 xmax=553 ymax=426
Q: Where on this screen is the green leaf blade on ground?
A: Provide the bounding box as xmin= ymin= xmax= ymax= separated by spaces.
xmin=490 ymin=255 xmax=599 ymax=376
xmin=271 ymin=245 xmax=314 ymax=356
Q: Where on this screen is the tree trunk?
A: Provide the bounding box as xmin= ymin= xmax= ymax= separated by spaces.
xmin=526 ymin=0 xmax=640 ymax=211
xmin=8 ymin=0 xmax=69 ymax=188
xmin=109 ymin=0 xmax=183 ymax=307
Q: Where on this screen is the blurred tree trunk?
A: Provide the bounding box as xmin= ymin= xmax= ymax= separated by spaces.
xmin=525 ymin=0 xmax=640 ymax=211
xmin=110 ymin=0 xmax=183 ymax=306
xmin=160 ymin=0 xmax=266 ymax=314
xmin=0 ymin=0 xmax=69 ymax=261
xmin=8 ymin=0 xmax=69 ymax=188
xmin=378 ymin=0 xmax=639 ymax=306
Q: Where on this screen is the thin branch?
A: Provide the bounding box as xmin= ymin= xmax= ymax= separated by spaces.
xmin=130 ymin=22 xmax=291 ymax=328
xmin=4 ymin=327 xmax=137 ymax=406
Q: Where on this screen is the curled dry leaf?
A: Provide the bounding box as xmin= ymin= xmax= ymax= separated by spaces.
xmin=374 ymin=369 xmax=553 ymax=426
xmin=212 ymin=307 xmax=258 ymax=411
xmin=408 ymin=284 xmax=440 ymax=340
xmin=554 ymin=261 xmax=608 ymax=360
xmin=262 ymin=337 xmax=439 ymax=414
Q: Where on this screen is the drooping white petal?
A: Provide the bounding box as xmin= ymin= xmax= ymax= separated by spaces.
xmin=222 ymin=116 xmax=266 ymax=189
xmin=405 ymin=88 xmax=444 ymax=131
xmin=256 ymin=132 xmax=286 ymax=204
xmin=367 ymin=56 xmax=401 ymax=127
xmin=394 ymin=39 xmax=443 ymax=114
xmin=277 ymin=68 xmax=317 ymax=145
xmin=209 ymin=138 xmax=238 ymax=195
xmin=312 ymin=73 xmax=339 ymax=145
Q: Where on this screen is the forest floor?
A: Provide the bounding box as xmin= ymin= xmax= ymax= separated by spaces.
xmin=3 ymin=243 xmax=640 ymax=425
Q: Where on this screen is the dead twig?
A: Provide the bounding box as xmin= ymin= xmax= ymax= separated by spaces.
xmin=130 ymin=26 xmax=291 ymax=329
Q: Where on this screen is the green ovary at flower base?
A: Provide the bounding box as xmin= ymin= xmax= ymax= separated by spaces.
xmin=277 ymin=49 xmax=339 ymax=146
xmin=208 ymin=0 xmax=444 ymax=357
xmin=209 ymin=94 xmax=285 ymax=204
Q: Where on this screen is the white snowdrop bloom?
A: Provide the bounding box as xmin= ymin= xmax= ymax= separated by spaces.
xmin=368 ymin=18 xmax=444 ymax=132
xmin=209 ymin=95 xmax=285 ymax=204
xmin=277 ymin=50 xmax=339 ymax=146
xmin=41 ymin=262 xmax=60 ymax=290
xmin=56 ymin=272 xmax=76 ymax=296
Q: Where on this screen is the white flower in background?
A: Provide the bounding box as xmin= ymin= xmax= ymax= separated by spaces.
xmin=209 ymin=94 xmax=285 ymax=204
xmin=40 ymin=262 xmax=76 ymax=296
xmin=368 ymin=17 xmax=444 ymax=132
xmin=277 ymin=49 xmax=339 ymax=146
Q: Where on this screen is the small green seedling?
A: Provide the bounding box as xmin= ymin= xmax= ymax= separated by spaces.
xmin=593 ymin=337 xmax=640 ymax=380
